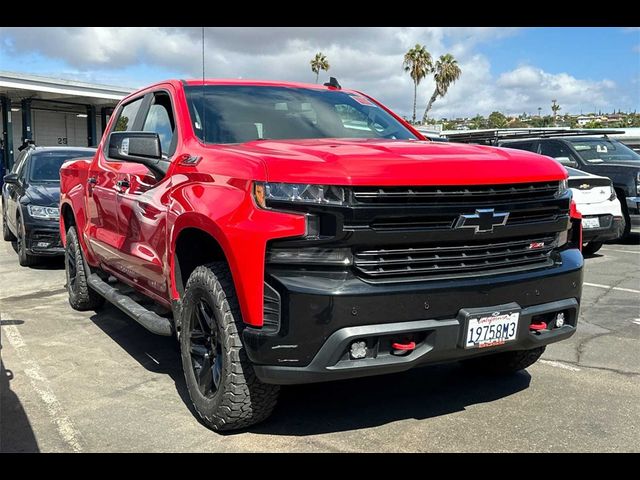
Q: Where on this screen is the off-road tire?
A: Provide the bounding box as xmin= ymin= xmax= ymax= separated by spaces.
xmin=2 ymin=205 xmax=16 ymax=241
xmin=583 ymin=241 xmax=603 ymax=256
xmin=16 ymin=214 xmax=38 ymax=267
xmin=462 ymin=346 xmax=546 ymax=374
xmin=180 ymin=262 xmax=279 ymax=431
xmin=65 ymin=226 xmax=104 ymax=311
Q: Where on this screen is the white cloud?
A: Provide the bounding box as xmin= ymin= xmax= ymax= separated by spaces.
xmin=0 ymin=27 xmax=632 ymax=118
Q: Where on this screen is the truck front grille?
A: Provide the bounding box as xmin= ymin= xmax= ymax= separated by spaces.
xmin=352 ymin=181 xmax=559 ymax=205
xmin=353 ymin=235 xmax=556 ymax=281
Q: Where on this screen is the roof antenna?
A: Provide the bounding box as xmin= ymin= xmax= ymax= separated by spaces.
xmin=323 ymin=77 xmax=341 ymax=89
xmin=201 ymin=26 xmax=206 ymax=142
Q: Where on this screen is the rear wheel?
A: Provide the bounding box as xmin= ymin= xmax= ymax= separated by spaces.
xmin=65 ymin=226 xmax=104 ymax=311
xmin=583 ymin=241 xmax=603 ymax=256
xmin=180 ymin=262 xmax=279 ymax=431
xmin=462 ymin=346 xmax=546 ymax=374
xmin=2 ymin=205 xmax=16 ymax=241
xmin=16 ymin=215 xmax=38 ymax=267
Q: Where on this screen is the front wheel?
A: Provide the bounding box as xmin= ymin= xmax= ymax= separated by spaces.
xmin=16 ymin=215 xmax=38 ymax=267
xmin=180 ymin=262 xmax=279 ymax=431
xmin=583 ymin=241 xmax=603 ymax=256
xmin=461 ymin=346 xmax=546 ymax=374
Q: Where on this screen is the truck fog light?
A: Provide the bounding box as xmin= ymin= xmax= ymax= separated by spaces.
xmin=555 ymin=312 xmax=565 ymax=328
xmin=350 ymin=340 xmax=367 ymax=359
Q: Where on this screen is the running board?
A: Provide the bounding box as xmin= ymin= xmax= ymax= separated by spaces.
xmin=87 ymin=274 xmax=173 ymax=336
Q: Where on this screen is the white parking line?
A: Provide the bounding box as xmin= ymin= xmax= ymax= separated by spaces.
xmin=2 ymin=324 xmax=83 ymax=452
xmin=584 ymin=282 xmax=640 ymax=294
xmin=540 ymin=360 xmax=581 ymax=372
xmin=600 ymin=248 xmax=640 ymax=254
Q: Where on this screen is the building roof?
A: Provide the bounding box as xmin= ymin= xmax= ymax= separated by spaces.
xmin=0 ymin=71 xmax=134 ymax=107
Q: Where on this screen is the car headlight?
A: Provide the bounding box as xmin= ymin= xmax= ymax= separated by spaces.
xmin=27 ymin=205 xmax=59 ymax=220
xmin=636 ymin=172 xmax=640 ymax=195
xmin=254 ymin=182 xmax=346 ymax=208
xmin=556 ymin=178 xmax=569 ymax=197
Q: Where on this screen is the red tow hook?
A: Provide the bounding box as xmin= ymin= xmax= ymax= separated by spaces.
xmin=391 ymin=341 xmax=416 ymax=355
xmin=529 ymin=321 xmax=547 ymax=332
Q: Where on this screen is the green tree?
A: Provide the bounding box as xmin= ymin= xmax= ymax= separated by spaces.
xmin=551 ymin=99 xmax=561 ymax=126
xmin=422 ymin=53 xmax=462 ymax=123
xmin=310 ymin=52 xmax=330 ymax=84
xmin=403 ymin=44 xmax=432 ymax=124
xmin=470 ymin=114 xmax=486 ymax=129
xmin=488 ymin=111 xmax=508 ymax=128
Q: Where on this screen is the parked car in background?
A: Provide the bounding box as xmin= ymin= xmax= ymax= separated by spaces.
xmin=565 ymin=167 xmax=625 ymax=254
xmin=498 ymin=134 xmax=640 ymax=239
xmin=2 ymin=145 xmax=96 ymax=266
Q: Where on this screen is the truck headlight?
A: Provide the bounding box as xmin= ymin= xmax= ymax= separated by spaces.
xmin=556 ymin=178 xmax=569 ymax=197
xmin=27 ymin=205 xmax=59 ymax=220
xmin=254 ymin=182 xmax=345 ymax=208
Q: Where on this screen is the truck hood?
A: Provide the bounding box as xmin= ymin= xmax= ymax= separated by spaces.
xmin=221 ymin=138 xmax=567 ymax=185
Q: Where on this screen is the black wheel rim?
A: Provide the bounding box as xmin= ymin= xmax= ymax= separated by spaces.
xmin=66 ymin=240 xmax=78 ymax=290
xmin=189 ymin=296 xmax=222 ymax=398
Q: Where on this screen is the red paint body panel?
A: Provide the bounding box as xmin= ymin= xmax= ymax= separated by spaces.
xmin=59 ymin=78 xmax=569 ymax=328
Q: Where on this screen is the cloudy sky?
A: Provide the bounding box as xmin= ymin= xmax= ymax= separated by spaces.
xmin=1 ymin=27 xmax=638 ymax=119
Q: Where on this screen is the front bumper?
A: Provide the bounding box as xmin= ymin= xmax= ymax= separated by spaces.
xmin=245 ymin=248 xmax=583 ymax=385
xmin=23 ymin=218 xmax=63 ymax=256
xmin=626 ymin=196 xmax=640 ymax=232
xmin=582 ymin=215 xmax=625 ymax=243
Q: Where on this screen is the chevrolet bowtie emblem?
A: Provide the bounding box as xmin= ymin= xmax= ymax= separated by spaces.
xmin=455 ymin=209 xmax=510 ymax=233
xmin=579 ymin=183 xmax=591 ymax=190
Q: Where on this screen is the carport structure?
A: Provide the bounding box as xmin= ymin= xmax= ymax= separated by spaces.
xmin=1 ymin=71 xmax=133 ymax=171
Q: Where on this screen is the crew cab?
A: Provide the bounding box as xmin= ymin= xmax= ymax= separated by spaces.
xmin=59 ymin=79 xmax=584 ymax=431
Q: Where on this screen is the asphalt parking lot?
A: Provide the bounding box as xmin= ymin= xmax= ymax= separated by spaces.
xmin=1 ymin=222 xmax=639 ymax=452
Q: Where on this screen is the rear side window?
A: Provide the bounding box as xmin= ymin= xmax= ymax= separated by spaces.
xmin=540 ymin=141 xmax=579 ymax=162
xmin=502 ymin=141 xmax=537 ymax=153
xmin=113 ymin=97 xmax=144 ymax=132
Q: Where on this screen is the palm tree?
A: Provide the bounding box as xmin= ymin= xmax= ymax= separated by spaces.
xmin=403 ymin=44 xmax=432 ymax=124
xmin=551 ymin=99 xmax=561 ymax=126
xmin=310 ymin=52 xmax=330 ymax=84
xmin=422 ymin=53 xmax=462 ymax=123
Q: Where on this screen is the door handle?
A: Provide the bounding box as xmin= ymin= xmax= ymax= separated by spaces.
xmin=88 ymin=177 xmax=97 ymax=185
xmin=116 ymin=180 xmax=130 ymax=189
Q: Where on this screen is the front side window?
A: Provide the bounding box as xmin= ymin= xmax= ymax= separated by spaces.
xmin=142 ymin=93 xmax=175 ymax=157
xmin=28 ymin=150 xmax=95 ymax=183
xmin=184 ymin=85 xmax=417 ymax=144
xmin=113 ymin=97 xmax=144 ymax=132
xmin=567 ymin=138 xmax=640 ymax=164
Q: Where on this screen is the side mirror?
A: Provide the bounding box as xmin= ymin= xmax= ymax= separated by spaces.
xmin=107 ymin=131 xmax=167 ymax=179
xmin=555 ymin=156 xmax=577 ymax=168
xmin=3 ymin=173 xmax=19 ymax=185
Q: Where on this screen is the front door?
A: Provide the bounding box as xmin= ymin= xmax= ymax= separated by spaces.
xmin=114 ymin=90 xmax=177 ymax=303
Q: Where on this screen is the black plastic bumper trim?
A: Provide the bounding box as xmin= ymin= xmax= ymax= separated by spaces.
xmin=253 ymin=297 xmax=579 ymax=385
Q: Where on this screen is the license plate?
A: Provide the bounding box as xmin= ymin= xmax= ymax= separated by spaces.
xmin=582 ymin=217 xmax=600 ymax=229
xmin=465 ymin=311 xmax=519 ymax=349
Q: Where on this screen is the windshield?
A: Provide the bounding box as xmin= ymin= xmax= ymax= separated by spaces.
xmin=29 ymin=150 xmax=94 ymax=183
xmin=567 ymin=138 xmax=640 ymax=164
xmin=184 ymin=85 xmax=418 ymax=144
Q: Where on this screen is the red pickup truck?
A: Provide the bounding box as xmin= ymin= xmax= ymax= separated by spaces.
xmin=59 ymin=78 xmax=584 ymax=431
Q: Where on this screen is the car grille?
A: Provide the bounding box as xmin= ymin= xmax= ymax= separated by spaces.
xmin=352 ymin=181 xmax=559 ymax=205
xmin=30 ymin=230 xmax=62 ymax=248
xmin=353 ymin=235 xmax=556 ymax=281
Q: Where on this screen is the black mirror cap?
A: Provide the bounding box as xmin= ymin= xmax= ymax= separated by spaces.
xmin=108 ymin=131 xmax=162 ymax=162
xmin=3 ymin=173 xmax=18 ymax=185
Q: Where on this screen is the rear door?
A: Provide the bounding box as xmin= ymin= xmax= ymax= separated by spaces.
xmin=114 ymin=89 xmax=177 ymax=302
xmin=85 ymin=95 xmax=149 ymax=269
